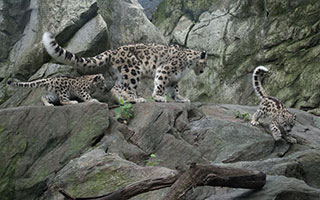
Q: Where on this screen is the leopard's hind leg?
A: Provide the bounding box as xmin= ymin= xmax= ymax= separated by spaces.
xmin=57 ymin=91 xmax=78 ymax=105
xmin=41 ymin=94 xmax=56 ymax=106
xmin=117 ymin=61 xmax=146 ymax=103
xmin=251 ymin=108 xmax=264 ymax=126
xmin=167 ymin=83 xmax=190 ymax=103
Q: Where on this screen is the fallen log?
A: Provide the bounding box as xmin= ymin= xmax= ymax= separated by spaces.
xmin=59 ymin=163 xmax=266 ymax=200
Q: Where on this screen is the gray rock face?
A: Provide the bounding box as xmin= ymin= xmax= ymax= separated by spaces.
xmin=97 ymin=0 xmax=165 ymax=47
xmin=153 ymin=0 xmax=320 ymax=112
xmin=0 ymin=0 xmax=320 ymax=200
xmin=1 ymin=102 xmax=320 ymax=199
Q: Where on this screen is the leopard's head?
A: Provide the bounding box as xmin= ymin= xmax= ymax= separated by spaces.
xmin=193 ymin=51 xmax=207 ymax=75
xmin=92 ymin=74 xmax=106 ymax=90
xmin=278 ymin=110 xmax=296 ymax=133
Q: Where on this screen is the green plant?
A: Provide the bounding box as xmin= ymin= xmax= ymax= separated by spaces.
xmin=114 ymin=99 xmax=134 ymax=123
xmin=146 ymin=153 xmax=161 ymax=166
xmin=234 ymin=110 xmax=250 ymax=121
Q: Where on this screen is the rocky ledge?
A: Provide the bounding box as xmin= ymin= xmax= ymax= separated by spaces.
xmin=0 ymin=102 xmax=320 ymax=200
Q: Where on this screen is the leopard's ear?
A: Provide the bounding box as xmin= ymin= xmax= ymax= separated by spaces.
xmin=200 ymin=51 xmax=206 ymax=59
xmin=93 ymin=74 xmax=102 ymax=82
xmin=293 ymin=113 xmax=297 ymax=120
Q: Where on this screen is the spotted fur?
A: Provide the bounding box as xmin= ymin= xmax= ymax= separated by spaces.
xmin=251 ymin=66 xmax=297 ymax=144
xmin=8 ymin=74 xmax=105 ymax=106
xmin=42 ymin=32 xmax=207 ymax=103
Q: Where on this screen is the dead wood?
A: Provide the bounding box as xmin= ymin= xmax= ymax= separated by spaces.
xmin=59 ymin=163 xmax=266 ymax=200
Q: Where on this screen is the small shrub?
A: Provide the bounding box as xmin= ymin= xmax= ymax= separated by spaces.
xmin=234 ymin=110 xmax=250 ymax=121
xmin=146 ymin=153 xmax=161 ymax=166
xmin=114 ymin=99 xmax=134 ymax=123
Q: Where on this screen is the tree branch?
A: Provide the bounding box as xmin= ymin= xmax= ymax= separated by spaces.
xmin=59 ymin=164 xmax=266 ymax=200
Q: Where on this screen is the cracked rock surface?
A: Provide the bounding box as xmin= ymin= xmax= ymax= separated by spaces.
xmin=153 ymin=0 xmax=320 ymax=113
xmin=1 ymin=102 xmax=320 ymax=199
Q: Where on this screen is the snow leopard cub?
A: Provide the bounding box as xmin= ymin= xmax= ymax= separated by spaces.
xmin=251 ymin=66 xmax=297 ymax=144
xmin=8 ymin=74 xmax=105 ymax=106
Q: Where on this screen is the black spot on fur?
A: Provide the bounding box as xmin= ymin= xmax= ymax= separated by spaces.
xmin=131 ymin=69 xmax=137 ymax=76
xmin=118 ymin=66 xmax=122 ymax=72
xmin=158 ymin=76 xmax=163 ymax=80
xmin=124 ymin=66 xmax=130 ymax=73
xmin=130 ymin=79 xmax=136 ymax=84
xmin=124 ymin=75 xmax=128 ymax=80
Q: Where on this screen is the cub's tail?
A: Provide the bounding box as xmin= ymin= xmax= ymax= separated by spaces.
xmin=7 ymin=79 xmax=49 ymax=88
xmin=42 ymin=32 xmax=109 ymax=69
xmin=252 ymin=66 xmax=268 ymax=99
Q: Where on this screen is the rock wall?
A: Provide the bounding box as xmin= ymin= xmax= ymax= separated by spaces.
xmin=0 ymin=0 xmax=320 ymax=200
xmin=153 ymin=0 xmax=320 ymax=112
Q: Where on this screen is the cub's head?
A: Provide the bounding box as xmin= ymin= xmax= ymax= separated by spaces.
xmin=91 ymin=74 xmax=106 ymax=90
xmin=192 ymin=50 xmax=207 ymax=75
xmin=279 ymin=110 xmax=296 ymax=133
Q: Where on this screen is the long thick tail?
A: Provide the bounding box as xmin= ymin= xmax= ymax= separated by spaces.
xmin=252 ymin=66 xmax=268 ymax=99
xmin=42 ymin=32 xmax=109 ymax=69
xmin=7 ymin=79 xmax=48 ymax=88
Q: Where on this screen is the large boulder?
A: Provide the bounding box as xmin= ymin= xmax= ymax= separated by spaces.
xmin=97 ymin=0 xmax=165 ymax=47
xmin=0 ymin=103 xmax=110 ymax=199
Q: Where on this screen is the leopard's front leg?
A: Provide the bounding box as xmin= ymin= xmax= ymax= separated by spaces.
xmin=270 ymin=122 xmax=282 ymax=142
xmin=152 ymin=80 xmax=167 ymax=102
xmin=79 ymin=90 xmax=100 ymax=103
xmin=251 ymin=109 xmax=264 ymax=126
xmin=57 ymin=92 xmax=78 ymax=105
xmin=171 ymin=84 xmax=190 ymax=103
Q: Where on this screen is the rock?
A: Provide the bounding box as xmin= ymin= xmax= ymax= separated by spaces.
xmin=0 ymin=102 xmax=320 ymax=199
xmin=8 ymin=0 xmax=98 ymax=78
xmin=42 ymin=151 xmax=174 ymax=200
xmin=172 ymin=16 xmax=194 ymax=46
xmin=0 ymin=103 xmax=109 ymax=199
xmin=202 ymin=176 xmax=320 ymax=200
xmin=97 ymin=0 xmax=165 ymax=47
xmin=0 ymin=0 xmax=29 ymax=62
xmin=153 ymin=0 xmax=320 ymax=112
xmin=308 ymin=108 xmax=320 ymax=116
xmin=138 ymin=0 xmax=163 ymax=21
xmin=65 ymin=14 xmax=110 ymax=58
